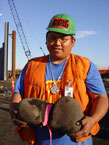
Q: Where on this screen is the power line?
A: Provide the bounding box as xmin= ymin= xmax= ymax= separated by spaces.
xmin=17 ymin=9 xmax=45 ymax=56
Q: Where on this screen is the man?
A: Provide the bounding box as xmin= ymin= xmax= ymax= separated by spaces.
xmin=10 ymin=14 xmax=108 ymax=145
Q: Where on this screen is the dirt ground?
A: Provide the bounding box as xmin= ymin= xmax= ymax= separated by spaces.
xmin=0 ymin=80 xmax=109 ymax=145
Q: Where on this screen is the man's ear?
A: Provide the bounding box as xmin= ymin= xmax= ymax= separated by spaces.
xmin=72 ymin=38 xmax=76 ymax=46
xmin=72 ymin=38 xmax=76 ymax=43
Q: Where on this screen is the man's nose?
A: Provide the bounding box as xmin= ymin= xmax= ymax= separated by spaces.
xmin=54 ymin=38 xmax=61 ymax=45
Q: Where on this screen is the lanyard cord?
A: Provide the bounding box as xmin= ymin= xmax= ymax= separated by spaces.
xmin=42 ymin=104 xmax=52 ymax=145
xmin=49 ymin=57 xmax=67 ymax=84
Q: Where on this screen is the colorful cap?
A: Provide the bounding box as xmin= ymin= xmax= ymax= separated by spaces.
xmin=46 ymin=14 xmax=76 ymax=35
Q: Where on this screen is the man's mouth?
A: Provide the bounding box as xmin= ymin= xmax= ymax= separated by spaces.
xmin=53 ymin=47 xmax=62 ymax=51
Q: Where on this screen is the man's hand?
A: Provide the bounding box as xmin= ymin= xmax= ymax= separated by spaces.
xmin=69 ymin=116 xmax=96 ymax=139
xmin=69 ymin=93 xmax=108 ymax=139
xmin=12 ymin=118 xmax=28 ymax=127
xmin=10 ymin=102 xmax=28 ymax=127
xmin=10 ymin=93 xmax=29 ymax=127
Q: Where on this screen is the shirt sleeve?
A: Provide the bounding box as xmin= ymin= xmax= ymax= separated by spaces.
xmin=14 ymin=64 xmax=27 ymax=95
xmin=85 ymin=61 xmax=107 ymax=95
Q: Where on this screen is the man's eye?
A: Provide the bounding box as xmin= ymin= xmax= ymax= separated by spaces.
xmin=61 ymin=37 xmax=65 ymax=41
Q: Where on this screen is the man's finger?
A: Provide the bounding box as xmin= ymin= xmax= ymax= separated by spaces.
xmin=13 ymin=109 xmax=18 ymax=114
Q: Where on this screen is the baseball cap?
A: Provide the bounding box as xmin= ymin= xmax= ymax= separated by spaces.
xmin=46 ymin=14 xmax=76 ymax=35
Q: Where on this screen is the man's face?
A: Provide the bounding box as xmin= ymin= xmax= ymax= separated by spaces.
xmin=46 ymin=32 xmax=76 ymax=63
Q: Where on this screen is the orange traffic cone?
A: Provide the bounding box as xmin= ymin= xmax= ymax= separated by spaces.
xmin=11 ymin=77 xmax=15 ymax=94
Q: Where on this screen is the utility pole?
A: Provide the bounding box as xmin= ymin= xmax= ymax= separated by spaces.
xmin=4 ymin=22 xmax=9 ymax=80
xmin=12 ymin=31 xmax=16 ymax=81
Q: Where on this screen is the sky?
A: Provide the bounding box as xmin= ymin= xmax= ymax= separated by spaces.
xmin=0 ymin=0 xmax=109 ymax=70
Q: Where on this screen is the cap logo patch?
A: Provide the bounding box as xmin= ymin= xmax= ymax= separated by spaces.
xmin=50 ymin=18 xmax=70 ymax=29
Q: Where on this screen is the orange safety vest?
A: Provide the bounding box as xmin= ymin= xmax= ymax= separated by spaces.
xmin=15 ymin=54 xmax=100 ymax=144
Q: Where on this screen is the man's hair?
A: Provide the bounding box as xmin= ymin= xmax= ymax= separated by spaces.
xmin=46 ymin=31 xmax=75 ymax=40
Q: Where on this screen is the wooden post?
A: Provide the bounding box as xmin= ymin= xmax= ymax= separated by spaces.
xmin=12 ymin=31 xmax=16 ymax=81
